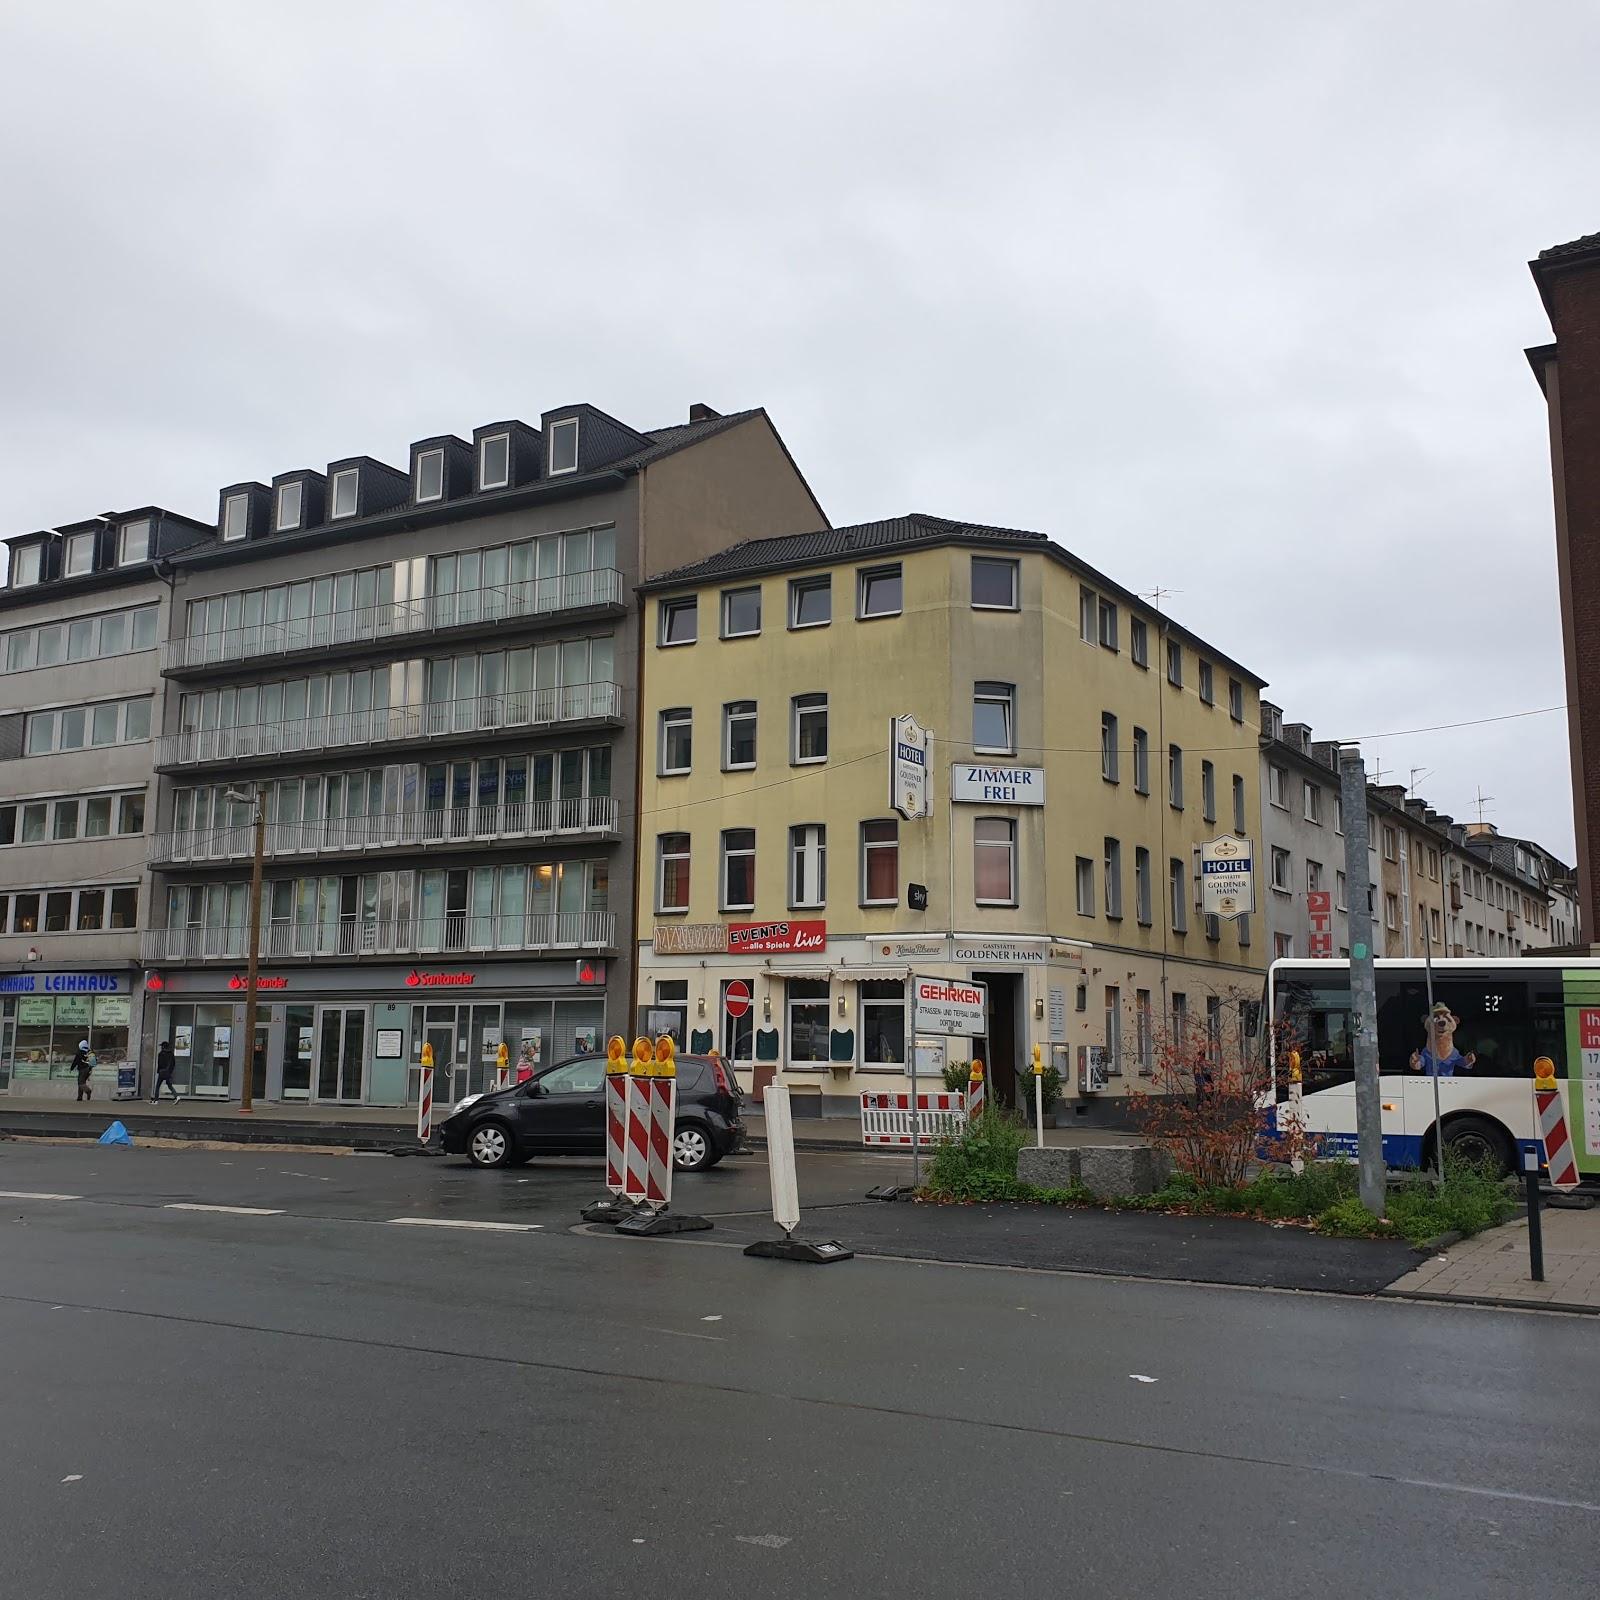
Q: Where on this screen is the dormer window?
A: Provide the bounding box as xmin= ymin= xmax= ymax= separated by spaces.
xmin=548 ymin=417 xmax=579 ymax=475
xmin=11 ymin=545 xmax=41 ymax=588
xmin=276 ymin=481 xmax=303 ymax=532
xmin=479 ymin=433 xmax=510 ymax=491
xmin=64 ymin=532 xmax=96 ymax=577
xmin=118 ymin=520 xmax=150 ymax=566
xmin=222 ymin=494 xmax=249 ymax=542
xmin=415 ymin=449 xmax=444 ymax=503
xmin=330 ymin=468 xmax=359 ymax=520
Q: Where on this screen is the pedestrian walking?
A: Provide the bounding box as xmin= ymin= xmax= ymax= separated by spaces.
xmin=152 ymin=1039 xmax=179 ymax=1103
xmin=72 ymin=1039 xmax=95 ymax=1102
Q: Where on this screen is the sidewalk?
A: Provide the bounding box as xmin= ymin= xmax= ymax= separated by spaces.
xmin=1384 ymin=1203 xmax=1600 ymax=1313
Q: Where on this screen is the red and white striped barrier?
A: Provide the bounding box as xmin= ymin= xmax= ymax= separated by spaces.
xmin=624 ymin=1037 xmax=653 ymax=1206
xmin=860 ymin=1091 xmax=967 ymax=1147
xmin=966 ymin=1060 xmax=986 ymax=1121
xmin=645 ymin=1075 xmax=676 ymax=1207
xmin=417 ymin=1063 xmax=433 ymax=1145
xmin=1537 ymin=1085 xmax=1580 ymax=1190
xmin=604 ymin=1067 xmax=629 ymax=1197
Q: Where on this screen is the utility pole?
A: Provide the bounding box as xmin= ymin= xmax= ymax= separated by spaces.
xmin=226 ymin=788 xmax=266 ymax=1115
xmin=1339 ymin=747 xmax=1386 ymax=1217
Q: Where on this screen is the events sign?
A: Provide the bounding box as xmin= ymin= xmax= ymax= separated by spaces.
xmin=912 ymin=975 xmax=988 ymax=1036
xmin=951 ymin=764 xmax=1045 ymax=805
xmin=890 ymin=714 xmax=932 ymax=820
xmin=1200 ymin=836 xmax=1255 ymax=918
xmin=728 ymin=920 xmax=826 ymax=955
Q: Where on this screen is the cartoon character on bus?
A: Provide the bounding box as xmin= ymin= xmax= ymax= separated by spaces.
xmin=1409 ymin=1003 xmax=1476 ymax=1076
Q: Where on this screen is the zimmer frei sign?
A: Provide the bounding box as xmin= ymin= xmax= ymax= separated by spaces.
xmin=912 ymin=975 xmax=988 ymax=1035
xmin=951 ymin=764 xmax=1045 ymax=805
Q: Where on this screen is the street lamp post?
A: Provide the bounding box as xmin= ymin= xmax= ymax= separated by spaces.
xmin=225 ymin=789 xmax=265 ymax=1115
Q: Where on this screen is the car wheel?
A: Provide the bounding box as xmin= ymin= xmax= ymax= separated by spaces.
xmin=467 ymin=1121 xmax=514 ymax=1169
xmin=1441 ymin=1115 xmax=1511 ymax=1177
xmin=673 ymin=1123 xmax=713 ymax=1172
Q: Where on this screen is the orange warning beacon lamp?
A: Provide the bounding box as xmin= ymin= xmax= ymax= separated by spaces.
xmin=654 ymin=1034 xmax=677 ymax=1079
xmin=606 ymin=1034 xmax=628 ymax=1075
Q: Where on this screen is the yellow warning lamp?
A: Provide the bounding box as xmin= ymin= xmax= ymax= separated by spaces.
xmin=606 ymin=1034 xmax=628 ymax=1075
xmin=654 ymin=1035 xmax=677 ymax=1079
xmin=420 ymin=1041 xmax=434 ymax=1069
xmin=631 ymin=1035 xmax=653 ymax=1075
xmin=496 ymin=1042 xmax=509 ymax=1068
xmin=1533 ymin=1056 xmax=1557 ymax=1090
xmin=969 ymin=1059 xmax=985 ymax=1082
xmin=1289 ymin=1049 xmax=1303 ymax=1085
xmin=1031 ymin=1043 xmax=1043 ymax=1076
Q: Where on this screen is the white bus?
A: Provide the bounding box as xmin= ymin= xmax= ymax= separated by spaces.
xmin=1267 ymin=957 xmax=1600 ymax=1179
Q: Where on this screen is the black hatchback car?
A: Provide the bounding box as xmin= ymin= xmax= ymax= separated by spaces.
xmin=439 ymin=1052 xmax=746 ymax=1171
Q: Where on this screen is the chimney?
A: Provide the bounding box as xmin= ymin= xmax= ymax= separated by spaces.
xmin=688 ymin=403 xmax=721 ymax=423
xmin=1284 ymin=721 xmax=1312 ymax=753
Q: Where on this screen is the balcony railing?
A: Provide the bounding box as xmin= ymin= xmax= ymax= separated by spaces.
xmin=140 ymin=911 xmax=616 ymax=963
xmin=150 ymin=796 xmax=620 ymax=865
xmin=161 ymin=570 xmax=627 ymax=672
xmin=156 ymin=683 xmax=624 ymax=768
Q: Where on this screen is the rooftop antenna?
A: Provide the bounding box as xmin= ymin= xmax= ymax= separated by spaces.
xmin=1474 ymin=786 xmax=1495 ymax=826
xmin=1141 ymin=585 xmax=1178 ymax=614
xmin=1409 ymin=766 xmax=1432 ymax=796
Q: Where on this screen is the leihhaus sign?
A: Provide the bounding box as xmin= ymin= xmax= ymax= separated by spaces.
xmin=728 ymin=920 xmax=826 ymax=955
xmin=912 ymin=974 xmax=988 ymax=1034
xmin=951 ymin=764 xmax=1045 ymax=805
xmin=0 ymin=971 xmax=126 ymax=994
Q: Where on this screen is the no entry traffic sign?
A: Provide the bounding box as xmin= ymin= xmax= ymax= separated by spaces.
xmin=725 ymin=980 xmax=751 ymax=1019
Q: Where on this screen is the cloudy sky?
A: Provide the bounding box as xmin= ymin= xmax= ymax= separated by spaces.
xmin=2 ymin=2 xmax=1592 ymax=856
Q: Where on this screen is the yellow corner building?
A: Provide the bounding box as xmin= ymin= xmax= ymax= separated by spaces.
xmin=634 ymin=514 xmax=1266 ymax=1121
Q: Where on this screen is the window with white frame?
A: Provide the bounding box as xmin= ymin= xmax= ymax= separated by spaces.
xmin=1101 ymin=712 xmax=1119 ymax=783
xmin=1307 ymin=859 xmax=1323 ymax=893
xmin=789 ymin=574 xmax=831 ymax=628
xmin=222 ymin=493 xmax=249 ymax=541
xmin=1079 ymin=586 xmax=1096 ymax=642
xmin=1304 ymin=784 xmax=1322 ymax=825
xmin=974 ymin=681 xmax=1015 ymax=754
xmin=1169 ymin=858 xmax=1188 ymax=932
xmin=659 ymin=596 xmax=698 ymax=646
xmin=0 ymin=883 xmax=138 ymax=935
xmin=64 ymin=532 xmax=95 ymax=577
xmin=790 ymin=824 xmax=826 ymax=908
xmin=11 ymin=544 xmax=42 ymax=587
xmin=971 ymin=556 xmax=1019 ymax=610
xmin=1385 ymin=892 xmax=1399 ymax=930
xmin=1131 ymin=616 xmax=1148 ymax=668
xmin=1098 ymin=597 xmax=1118 ymax=650
xmin=1269 ymin=765 xmax=1287 ymax=808
xmin=1383 ymin=825 xmax=1398 ymax=862
xmin=1202 ymin=759 xmax=1216 ymax=822
xmin=1336 ymin=870 xmax=1348 ymax=910
xmin=118 ymin=520 xmax=150 ymax=566
xmin=25 ymin=697 xmax=152 ymax=756
xmin=1166 ymin=638 xmax=1183 ymax=687
xmin=658 ymin=833 xmax=691 ymax=912
xmin=479 ymin=433 xmax=510 ymax=490
xmin=5 ymin=605 xmax=159 ymax=674
xmin=1270 ymin=847 xmax=1291 ymax=892
xmin=1104 ymin=837 xmax=1123 ymax=918
xmin=548 ymin=417 xmax=580 ymax=475
xmin=721 ymin=586 xmax=761 ymax=638
xmin=1135 ymin=847 xmax=1152 ymax=925
xmin=861 ymin=979 xmax=906 ymax=1066
xmin=1233 ymin=773 xmax=1247 ymax=833
xmin=1168 ymin=744 xmax=1184 ymax=808
xmin=1228 ymin=677 xmax=1243 ymax=721
xmin=720 ymin=829 xmax=756 ymax=910
xmin=792 ymin=694 xmax=827 ymax=764
xmin=723 ymin=701 xmax=757 ymax=769
xmin=276 ymin=481 xmax=303 ymax=531
xmin=1273 ymin=933 xmax=1293 ymax=961
xmin=1198 ymin=660 xmax=1214 ymax=705
xmin=974 ymin=818 xmax=1017 ymax=905
xmin=415 ymin=449 xmax=444 ymax=503
xmin=786 ymin=979 xmax=831 ymax=1067
xmin=1 ymin=790 xmax=145 ymax=848
xmin=330 ymin=468 xmax=359 ymax=519
xmin=857 ymin=564 xmax=902 ymax=619
xmin=1075 ymin=855 xmax=1095 ymax=916
xmin=1133 ymin=727 xmax=1149 ymax=794
xmin=860 ymin=819 xmax=899 ymax=904
xmin=659 ymin=708 xmax=692 ymax=775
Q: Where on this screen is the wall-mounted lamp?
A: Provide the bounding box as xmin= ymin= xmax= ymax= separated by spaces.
xmin=25 ymin=946 xmax=41 ymax=963
xmin=837 ymin=993 xmax=848 ymax=1017
xmin=763 ymin=993 xmax=772 ymax=1021
xmin=697 ymin=996 xmax=706 ymax=1017
xmin=1033 ymin=996 xmax=1044 ymax=1019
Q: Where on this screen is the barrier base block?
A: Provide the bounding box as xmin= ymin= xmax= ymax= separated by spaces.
xmin=614 ymin=1208 xmax=713 ymax=1237
xmin=865 ymin=1184 xmax=915 ymax=1202
xmin=743 ymin=1237 xmax=854 ymax=1264
xmin=580 ymin=1196 xmax=638 ymax=1225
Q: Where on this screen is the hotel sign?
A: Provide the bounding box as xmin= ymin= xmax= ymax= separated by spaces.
xmin=890 ymin=714 xmax=932 ymax=820
xmin=951 ymin=764 xmax=1045 ymax=805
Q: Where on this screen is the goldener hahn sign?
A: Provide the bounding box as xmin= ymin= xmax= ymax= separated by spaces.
xmin=1200 ymin=836 xmax=1254 ymax=918
xmin=912 ymin=974 xmax=988 ymax=1035
xmin=891 ymin=714 xmax=931 ymax=820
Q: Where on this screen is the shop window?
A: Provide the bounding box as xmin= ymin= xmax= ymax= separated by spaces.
xmin=786 ymin=979 xmax=831 ymax=1067
xmin=861 ymin=979 xmax=906 ymax=1067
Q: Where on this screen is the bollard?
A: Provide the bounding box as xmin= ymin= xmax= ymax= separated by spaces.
xmin=417 ymin=1041 xmax=435 ymax=1145
xmin=1030 ymin=1042 xmax=1044 ymax=1149
xmin=616 ymin=1035 xmax=710 ymax=1236
xmin=581 ymin=1035 xmax=636 ymax=1224
xmin=1523 ymin=1146 xmax=1545 ymax=1283
xmin=494 ymin=1040 xmax=511 ymax=1091
xmin=744 ymin=1085 xmax=853 ymax=1264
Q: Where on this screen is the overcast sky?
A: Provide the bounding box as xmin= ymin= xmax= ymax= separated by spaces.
xmin=3 ymin=2 xmax=1592 ymax=857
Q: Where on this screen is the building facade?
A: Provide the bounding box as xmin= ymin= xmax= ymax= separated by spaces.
xmin=1259 ymin=704 xmax=1349 ymax=961
xmin=1 ymin=402 xmax=822 ymax=1112
xmin=632 ymin=514 xmax=1267 ymax=1120
xmin=0 ymin=509 xmax=213 ymax=1096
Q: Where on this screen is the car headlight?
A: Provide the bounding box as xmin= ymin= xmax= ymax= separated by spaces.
xmin=453 ymin=1093 xmax=483 ymax=1113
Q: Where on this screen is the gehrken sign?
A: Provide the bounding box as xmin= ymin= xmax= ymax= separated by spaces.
xmin=912 ymin=975 xmax=988 ymax=1036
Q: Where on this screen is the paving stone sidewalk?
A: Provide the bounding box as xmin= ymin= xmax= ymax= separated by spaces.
xmin=1385 ymin=1202 xmax=1600 ymax=1312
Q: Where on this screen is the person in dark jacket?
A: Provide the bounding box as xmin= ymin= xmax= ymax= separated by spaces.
xmin=152 ymin=1039 xmax=179 ymax=1103
xmin=72 ymin=1040 xmax=94 ymax=1102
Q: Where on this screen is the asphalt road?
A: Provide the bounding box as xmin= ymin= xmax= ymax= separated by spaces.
xmin=2 ymin=1141 xmax=1595 ymax=1599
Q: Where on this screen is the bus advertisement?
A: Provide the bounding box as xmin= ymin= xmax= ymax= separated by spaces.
xmin=1267 ymin=957 xmax=1600 ymax=1179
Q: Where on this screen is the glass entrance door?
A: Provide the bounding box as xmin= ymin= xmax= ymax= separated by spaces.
xmin=315 ymin=1007 xmax=367 ymax=1102
xmin=0 ymin=1002 xmax=13 ymax=1092
xmin=426 ymin=1018 xmax=461 ymax=1104
xmin=283 ymin=1005 xmax=314 ymax=1099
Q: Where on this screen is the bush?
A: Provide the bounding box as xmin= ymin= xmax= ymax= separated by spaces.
xmin=942 ymin=1059 xmax=972 ymax=1094
xmin=923 ymin=1108 xmax=1028 ymax=1201
xmin=1383 ymin=1154 xmax=1516 ymax=1245
xmin=1316 ymin=1196 xmax=1389 ymax=1238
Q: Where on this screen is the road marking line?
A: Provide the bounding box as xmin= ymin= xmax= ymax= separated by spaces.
xmin=164 ymin=1203 xmax=286 ymax=1216
xmin=386 ymin=1217 xmax=543 ymax=1232
xmin=0 ymin=1190 xmax=81 ymax=1201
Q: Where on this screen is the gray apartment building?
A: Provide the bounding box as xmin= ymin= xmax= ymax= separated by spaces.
xmin=0 ymin=509 xmax=214 ymax=1097
xmin=135 ymin=402 xmax=823 ymax=1113
xmin=1259 ymin=703 xmax=1350 ymax=961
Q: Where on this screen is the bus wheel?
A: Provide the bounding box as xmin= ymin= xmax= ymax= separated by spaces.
xmin=1440 ymin=1116 xmax=1511 ymax=1177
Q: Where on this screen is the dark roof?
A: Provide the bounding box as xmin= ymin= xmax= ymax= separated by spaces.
xmin=614 ymin=408 xmax=764 ymax=469
xmin=1536 ymin=231 xmax=1600 ymax=265
xmin=641 ymin=512 xmax=1266 ymax=686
